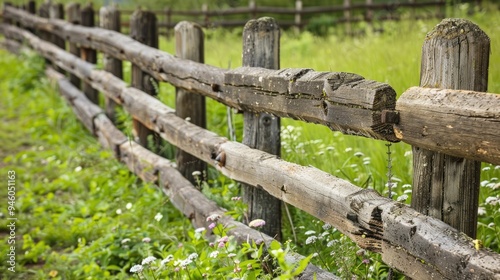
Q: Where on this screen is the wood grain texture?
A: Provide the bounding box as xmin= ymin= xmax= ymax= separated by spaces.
xmin=65 ymin=3 xmax=81 ymax=88
xmin=175 ymin=21 xmax=207 ymax=184
xmin=80 ymin=4 xmax=98 ymax=104
xmin=395 ymin=87 xmax=500 ymax=165
xmin=99 ymin=5 xmax=122 ymax=123
xmin=242 ymin=17 xmax=282 ymax=240
xmin=1 ymin=6 xmax=397 ymax=141
xmin=4 ymin=20 xmax=500 ymax=279
xmin=410 ymin=18 xmax=490 ymax=238
xmin=130 ymin=9 xmax=158 ymax=147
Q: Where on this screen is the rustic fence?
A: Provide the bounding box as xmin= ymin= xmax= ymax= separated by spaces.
xmin=119 ymin=0 xmax=447 ymax=36
xmin=2 ymin=2 xmax=500 ymax=279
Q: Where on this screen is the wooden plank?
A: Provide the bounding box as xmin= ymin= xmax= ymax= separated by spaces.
xmin=130 ymin=9 xmax=158 ymax=148
xmin=0 ymin=7 xmax=397 ymax=142
xmin=7 ymin=25 xmax=500 ymax=278
xmin=175 ymin=21 xmax=207 ymax=184
xmin=410 ymin=18 xmax=490 ymax=238
xmin=66 ymin=3 xmax=81 ymax=88
xmin=99 ymin=5 xmax=122 ymax=123
xmin=80 ymin=4 xmax=98 ymax=103
xmin=395 ymin=87 xmax=500 ymax=165
xmin=55 ymin=74 xmax=102 ymax=134
xmin=242 ymin=17 xmax=282 ymax=240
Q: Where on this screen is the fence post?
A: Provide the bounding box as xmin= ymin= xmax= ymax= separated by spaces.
xmin=80 ymin=4 xmax=98 ymax=104
xmin=49 ymin=3 xmax=65 ymax=48
xmin=411 ymin=19 xmax=490 ymax=238
xmin=99 ymin=5 xmax=122 ymax=123
xmin=201 ymin=4 xmax=209 ymax=28
xmin=242 ymin=17 xmax=282 ymax=240
xmin=175 ymin=22 xmax=207 ymax=185
xmin=66 ymin=3 xmax=81 ymax=88
xmin=49 ymin=3 xmax=65 ymax=73
xmin=343 ymin=0 xmax=352 ymax=36
xmin=294 ymin=0 xmax=302 ymax=32
xmin=38 ymin=0 xmax=51 ymax=63
xmin=249 ymin=0 xmax=257 ymax=19
xmin=164 ymin=7 xmax=172 ymax=38
xmin=26 ymin=0 xmax=36 ymax=33
xmin=3 ymin=2 xmax=12 ymax=25
xmin=130 ymin=9 xmax=159 ymax=147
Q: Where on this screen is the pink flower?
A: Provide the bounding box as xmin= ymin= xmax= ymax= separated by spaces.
xmin=218 ymin=242 xmax=225 ymax=248
xmin=208 ymin=222 xmax=216 ymax=229
xmin=218 ymin=236 xmax=229 ymax=243
xmin=249 ymin=219 xmax=266 ymax=228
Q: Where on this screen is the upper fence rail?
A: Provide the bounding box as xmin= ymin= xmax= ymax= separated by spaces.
xmin=118 ymin=0 xmax=446 ymax=34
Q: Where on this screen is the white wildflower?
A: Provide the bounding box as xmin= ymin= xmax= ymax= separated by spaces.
xmin=206 ymin=214 xmax=221 ymax=222
xmin=305 ymin=236 xmax=317 ymax=245
xmin=304 ymin=230 xmax=316 ymax=236
xmin=154 ymin=212 xmax=163 ymax=222
xmin=249 ymin=219 xmax=266 ymax=228
xmin=187 ymin=253 xmax=198 ymax=261
xmin=126 ymin=202 xmax=132 ymax=210
xmin=130 ymin=264 xmax=143 ymax=273
xmin=142 ymin=256 xmax=157 ymax=265
xmin=121 ymin=238 xmax=131 ymax=244
xmin=322 ymin=223 xmax=332 ymax=230
xmin=209 ymin=251 xmax=219 ymax=258
xmin=161 ymin=255 xmax=174 ymax=266
xmin=477 ymin=207 xmax=486 ymax=216
xmin=195 ymin=227 xmax=206 ymax=233
xmin=116 ymin=209 xmax=122 ymax=215
xmin=485 ymin=196 xmax=500 ymax=206
xmin=397 ymin=194 xmax=409 ymax=202
xmin=192 ymin=170 xmax=202 ymax=177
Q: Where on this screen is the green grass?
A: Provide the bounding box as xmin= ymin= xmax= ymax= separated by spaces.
xmin=1 ymin=1 xmax=500 ymax=278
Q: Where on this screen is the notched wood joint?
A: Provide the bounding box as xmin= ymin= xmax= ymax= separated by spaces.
xmin=381 ymin=109 xmax=400 ymax=124
xmin=347 ymin=212 xmax=358 ymax=223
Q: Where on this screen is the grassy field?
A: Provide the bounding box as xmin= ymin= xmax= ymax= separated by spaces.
xmin=1 ymin=1 xmax=499 ymax=279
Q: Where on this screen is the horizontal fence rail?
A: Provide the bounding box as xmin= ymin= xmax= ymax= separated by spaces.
xmin=118 ymin=0 xmax=446 ymax=34
xmin=2 ymin=11 xmax=500 ymax=278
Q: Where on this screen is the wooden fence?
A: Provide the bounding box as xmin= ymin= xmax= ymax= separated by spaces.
xmin=118 ymin=0 xmax=447 ymax=36
xmin=2 ymin=2 xmax=500 ymax=279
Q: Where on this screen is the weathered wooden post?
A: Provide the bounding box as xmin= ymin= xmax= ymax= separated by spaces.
xmin=66 ymin=3 xmax=81 ymax=88
xmin=365 ymin=0 xmax=374 ymax=32
xmin=411 ymin=19 xmax=489 ymax=238
xmin=99 ymin=5 xmax=122 ymax=123
xmin=49 ymin=3 xmax=65 ymax=73
xmin=164 ymin=7 xmax=172 ymax=38
xmin=248 ymin=0 xmax=257 ymax=19
xmin=80 ymin=4 xmax=98 ymax=104
xmin=294 ymin=0 xmax=302 ymax=32
xmin=26 ymin=0 xmax=36 ymax=33
xmin=343 ymin=0 xmax=352 ymax=36
xmin=2 ymin=2 xmax=13 ymax=25
xmin=49 ymin=3 xmax=65 ymax=48
xmin=130 ymin=9 xmax=159 ymax=147
xmin=201 ymin=4 xmax=209 ymax=28
xmin=38 ymin=0 xmax=51 ymax=64
xmin=175 ymin=21 xmax=207 ymax=184
xmin=242 ymin=18 xmax=282 ymax=240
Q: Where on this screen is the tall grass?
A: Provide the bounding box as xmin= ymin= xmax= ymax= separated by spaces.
xmin=158 ymin=1 xmax=500 ymax=254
